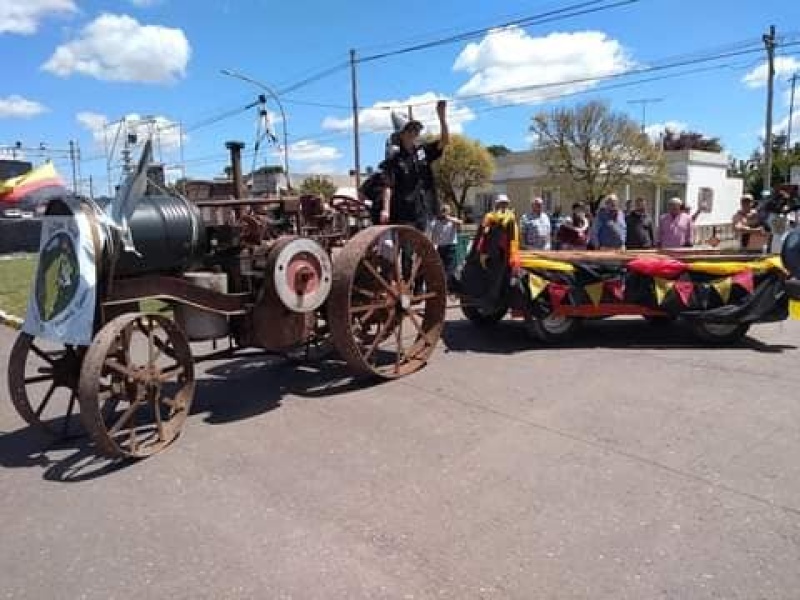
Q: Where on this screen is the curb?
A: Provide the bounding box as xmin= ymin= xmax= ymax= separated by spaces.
xmin=0 ymin=309 xmax=23 ymax=331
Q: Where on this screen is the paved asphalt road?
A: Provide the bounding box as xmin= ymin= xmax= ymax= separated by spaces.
xmin=2 ymin=315 xmax=800 ymax=599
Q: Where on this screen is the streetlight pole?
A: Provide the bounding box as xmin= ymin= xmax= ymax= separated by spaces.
xmin=220 ymin=68 xmax=291 ymax=191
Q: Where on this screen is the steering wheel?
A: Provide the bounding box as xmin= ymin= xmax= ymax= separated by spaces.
xmin=331 ymin=194 xmax=368 ymax=218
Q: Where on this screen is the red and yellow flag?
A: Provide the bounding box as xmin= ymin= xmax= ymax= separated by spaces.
xmin=0 ymin=162 xmax=66 ymax=206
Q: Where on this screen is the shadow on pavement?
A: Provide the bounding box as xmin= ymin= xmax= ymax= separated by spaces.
xmin=0 ymin=427 xmax=130 ymax=483
xmin=0 ymin=354 xmax=379 ymax=483
xmin=197 ymin=353 xmax=378 ymax=424
xmin=442 ymin=318 xmax=797 ymax=355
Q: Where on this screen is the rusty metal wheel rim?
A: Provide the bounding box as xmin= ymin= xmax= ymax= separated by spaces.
xmin=8 ymin=332 xmax=85 ymax=439
xmin=78 ymin=313 xmax=195 ymax=459
xmin=328 ymin=225 xmax=446 ymax=379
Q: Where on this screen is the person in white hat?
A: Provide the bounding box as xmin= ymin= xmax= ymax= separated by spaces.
xmin=493 ymin=193 xmax=511 ymax=212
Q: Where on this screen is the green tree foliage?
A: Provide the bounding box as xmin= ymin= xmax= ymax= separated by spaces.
xmin=430 ymin=134 xmax=495 ymax=218
xmin=299 ymin=175 xmax=336 ymax=199
xmin=529 ymin=100 xmax=665 ymax=205
xmin=732 ymin=135 xmax=800 ymax=197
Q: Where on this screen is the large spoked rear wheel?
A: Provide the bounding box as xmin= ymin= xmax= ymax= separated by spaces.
xmin=7 ymin=332 xmax=85 ymax=439
xmin=78 ymin=313 xmax=195 ymax=459
xmin=328 ymin=225 xmax=446 ymax=379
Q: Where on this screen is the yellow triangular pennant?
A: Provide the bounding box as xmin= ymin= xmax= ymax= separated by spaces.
xmin=528 ymin=274 xmax=548 ymax=300
xmin=654 ymin=278 xmax=675 ymax=305
xmin=712 ymin=277 xmax=732 ymax=304
xmin=585 ymin=282 xmax=604 ymax=307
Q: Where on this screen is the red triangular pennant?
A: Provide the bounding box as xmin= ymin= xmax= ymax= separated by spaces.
xmin=604 ymin=279 xmax=625 ymax=302
xmin=732 ymin=270 xmax=754 ymax=293
xmin=548 ymin=283 xmax=570 ymax=308
xmin=673 ymin=280 xmax=694 ymax=306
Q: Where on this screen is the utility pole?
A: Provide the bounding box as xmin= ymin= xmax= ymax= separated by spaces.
xmin=788 ymin=72 xmax=798 ymax=152
xmin=89 ymin=175 xmax=94 ymax=199
xmin=103 ymin=120 xmax=113 ymax=196
xmin=68 ymin=140 xmax=78 ymax=196
xmin=763 ymin=25 xmax=776 ymax=193
xmin=350 ymin=48 xmax=361 ymax=188
xmin=178 ymin=120 xmax=186 ymax=193
xmin=627 ymin=97 xmax=663 ymax=132
xmin=408 ymin=104 xmax=414 ymax=120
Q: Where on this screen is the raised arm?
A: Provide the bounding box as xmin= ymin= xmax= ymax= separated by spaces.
xmin=436 ymin=100 xmax=449 ymax=150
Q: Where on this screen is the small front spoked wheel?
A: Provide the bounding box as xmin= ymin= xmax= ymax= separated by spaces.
xmin=78 ymin=313 xmax=195 ymax=459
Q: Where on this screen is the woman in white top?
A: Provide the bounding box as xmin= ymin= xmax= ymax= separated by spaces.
xmin=556 ymin=202 xmax=591 ymax=250
xmin=427 ymin=204 xmax=463 ymax=284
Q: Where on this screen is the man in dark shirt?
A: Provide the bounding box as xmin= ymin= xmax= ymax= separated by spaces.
xmin=625 ymin=197 xmax=655 ymax=249
xmin=378 ymin=100 xmax=450 ymax=231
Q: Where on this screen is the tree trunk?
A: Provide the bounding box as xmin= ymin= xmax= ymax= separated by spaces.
xmin=455 ymin=186 xmax=470 ymax=219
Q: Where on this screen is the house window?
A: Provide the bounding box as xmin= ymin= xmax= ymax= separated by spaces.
xmin=474 ymin=193 xmax=494 ymax=216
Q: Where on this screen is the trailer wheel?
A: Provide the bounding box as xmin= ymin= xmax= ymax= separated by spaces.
xmin=328 ymin=225 xmax=446 ymax=379
xmin=690 ymin=321 xmax=750 ymax=345
xmin=525 ymin=313 xmax=580 ymax=344
xmin=78 ymin=313 xmax=195 ymax=459
xmin=7 ymin=332 xmax=85 ymax=439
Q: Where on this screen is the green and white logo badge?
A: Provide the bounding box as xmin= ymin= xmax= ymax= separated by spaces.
xmin=35 ymin=231 xmax=80 ymax=322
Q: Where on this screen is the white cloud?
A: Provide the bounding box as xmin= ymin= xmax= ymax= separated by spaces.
xmin=0 ymin=0 xmax=77 ymax=35
xmin=742 ymin=56 xmax=800 ymax=89
xmin=453 ymin=27 xmax=631 ymax=105
xmin=303 ymin=163 xmax=337 ymax=175
xmin=42 ymin=13 xmax=190 ymax=83
xmin=322 ymin=92 xmax=475 ymax=135
xmin=278 ymin=140 xmax=342 ymax=163
xmin=644 ymin=120 xmax=688 ymax=140
xmin=0 ymin=95 xmax=48 ymax=119
xmin=77 ymin=111 xmax=185 ymax=151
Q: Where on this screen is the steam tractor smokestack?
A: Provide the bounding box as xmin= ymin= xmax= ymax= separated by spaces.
xmin=225 ymin=141 xmax=245 ymax=199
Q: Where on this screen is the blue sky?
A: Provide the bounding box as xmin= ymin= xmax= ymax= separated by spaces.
xmin=2 ymin=0 xmax=800 ymax=194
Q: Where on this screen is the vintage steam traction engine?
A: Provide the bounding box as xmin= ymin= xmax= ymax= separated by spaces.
xmin=7 ymin=140 xmax=446 ymax=459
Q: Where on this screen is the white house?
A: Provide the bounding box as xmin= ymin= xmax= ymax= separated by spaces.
xmin=483 ymin=148 xmax=743 ymax=238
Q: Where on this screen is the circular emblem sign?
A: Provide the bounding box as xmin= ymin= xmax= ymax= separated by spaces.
xmin=34 ymin=231 xmax=80 ymax=322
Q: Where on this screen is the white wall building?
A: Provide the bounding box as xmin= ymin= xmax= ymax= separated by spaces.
xmin=486 ymin=148 xmax=743 ymax=231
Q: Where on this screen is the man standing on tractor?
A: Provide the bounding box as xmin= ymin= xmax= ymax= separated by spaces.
xmin=376 ymin=100 xmax=450 ymax=232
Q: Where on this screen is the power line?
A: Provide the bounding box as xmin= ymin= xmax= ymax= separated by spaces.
xmin=268 ymin=1 xmax=639 ymax=96
xmin=357 ymin=0 xmax=641 ymax=64
xmin=467 ymin=60 xmax=756 ymax=117
xmin=356 ymin=1 xmax=587 ymax=53
xmin=276 ymin=61 xmax=350 ymax=96
xmin=281 ymin=54 xmax=785 ymax=151
xmin=377 ymin=40 xmax=793 ymax=111
xmin=182 ymin=100 xmax=261 ymax=133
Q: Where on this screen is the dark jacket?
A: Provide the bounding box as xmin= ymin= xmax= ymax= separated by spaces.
xmin=625 ymin=210 xmax=654 ymax=249
xmin=384 ymin=141 xmax=443 ymax=230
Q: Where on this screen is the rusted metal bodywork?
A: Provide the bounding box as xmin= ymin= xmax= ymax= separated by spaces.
xmin=7 ymin=140 xmax=447 ymax=459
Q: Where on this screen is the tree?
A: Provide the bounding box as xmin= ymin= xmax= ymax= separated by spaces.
xmin=529 ymin=100 xmax=665 ymax=206
xmin=299 ymin=175 xmax=336 ymax=199
xmin=734 ymin=138 xmax=800 ymax=197
xmin=430 ymin=134 xmax=495 ymax=218
xmin=661 ymin=130 xmax=723 ymax=152
xmin=486 ymin=144 xmax=512 ymax=158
